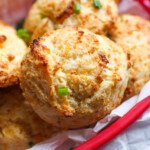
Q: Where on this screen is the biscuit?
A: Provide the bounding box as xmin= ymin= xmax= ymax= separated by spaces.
xmin=0 ymin=21 xmax=27 ymax=88
xmin=24 ymin=0 xmax=118 ymax=39
xmin=111 ymin=15 xmax=150 ymax=99
xmin=20 ymin=27 xmax=128 ymax=129
xmin=0 ymin=86 xmax=60 ymax=150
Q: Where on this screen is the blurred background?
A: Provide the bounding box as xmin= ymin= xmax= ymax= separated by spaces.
xmin=0 ymin=0 xmax=33 ymax=26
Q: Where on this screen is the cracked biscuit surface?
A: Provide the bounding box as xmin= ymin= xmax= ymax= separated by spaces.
xmin=111 ymin=15 xmax=150 ymax=100
xmin=24 ymin=0 xmax=118 ymax=40
xmin=0 ymin=21 xmax=27 ymax=88
xmin=0 ymin=86 xmax=60 ymax=150
xmin=20 ymin=27 xmax=128 ymax=129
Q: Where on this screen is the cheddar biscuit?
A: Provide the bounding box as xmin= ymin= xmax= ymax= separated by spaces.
xmin=20 ymin=27 xmax=128 ymax=129
xmin=111 ymin=15 xmax=150 ymax=99
xmin=0 ymin=86 xmax=60 ymax=150
xmin=0 ymin=21 xmax=27 ymax=88
xmin=24 ymin=0 xmax=118 ymax=39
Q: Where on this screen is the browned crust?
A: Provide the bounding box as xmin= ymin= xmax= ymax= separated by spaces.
xmin=99 ymin=51 xmax=109 ymax=64
xmin=30 ymin=38 xmax=48 ymax=67
xmin=56 ymin=0 xmax=75 ymax=23
xmin=0 ymin=35 xmax=7 ymax=43
xmin=114 ymin=0 xmax=121 ymax=4
xmin=0 ymin=62 xmax=8 ymax=69
xmin=7 ymin=54 xmax=15 ymax=62
xmin=96 ymin=73 xmax=103 ymax=83
xmin=0 ymin=73 xmax=19 ymax=88
xmin=53 ymin=63 xmax=60 ymax=75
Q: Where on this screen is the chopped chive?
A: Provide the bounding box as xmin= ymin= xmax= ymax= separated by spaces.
xmin=74 ymin=3 xmax=81 ymax=14
xmin=58 ymin=87 xmax=69 ymax=96
xmin=93 ymin=0 xmax=102 ymax=9
xmin=17 ymin=28 xmax=31 ymax=43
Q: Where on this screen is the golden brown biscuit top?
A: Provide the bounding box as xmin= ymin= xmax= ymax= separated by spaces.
xmin=21 ymin=27 xmax=128 ymax=117
xmin=24 ymin=0 xmax=118 ymax=37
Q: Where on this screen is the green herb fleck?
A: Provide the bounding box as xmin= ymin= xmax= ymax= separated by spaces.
xmin=17 ymin=28 xmax=31 ymax=43
xmin=93 ymin=0 xmax=102 ymax=9
xmin=74 ymin=3 xmax=81 ymax=14
xmin=58 ymin=87 xmax=69 ymax=96
xmin=28 ymin=141 xmax=35 ymax=148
